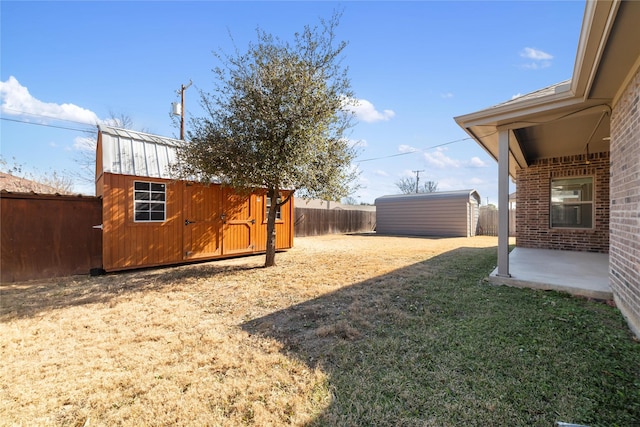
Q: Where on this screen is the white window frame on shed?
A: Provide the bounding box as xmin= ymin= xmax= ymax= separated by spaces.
xmin=266 ymin=195 xmax=282 ymax=221
xmin=133 ymin=181 xmax=167 ymax=222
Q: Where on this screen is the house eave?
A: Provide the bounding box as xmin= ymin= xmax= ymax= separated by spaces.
xmin=453 ymin=0 xmax=638 ymax=171
xmin=570 ymin=0 xmax=621 ymax=100
xmin=454 ymin=83 xmax=575 ymax=130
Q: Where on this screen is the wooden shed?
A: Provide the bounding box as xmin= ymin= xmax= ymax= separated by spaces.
xmin=96 ymin=125 xmax=293 ymax=272
xmin=375 ymin=190 xmax=481 ymax=237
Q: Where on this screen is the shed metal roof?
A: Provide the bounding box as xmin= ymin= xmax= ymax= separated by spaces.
xmin=99 ymin=125 xmax=181 ymax=179
xmin=375 ymin=189 xmax=480 ymax=205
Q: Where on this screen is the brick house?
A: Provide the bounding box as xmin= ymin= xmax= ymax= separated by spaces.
xmin=455 ymin=0 xmax=640 ymax=337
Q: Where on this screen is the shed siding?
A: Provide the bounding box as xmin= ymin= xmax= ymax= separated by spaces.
xmin=253 ymin=191 xmax=294 ymax=252
xmin=101 ymin=172 xmax=293 ymax=272
xmin=102 ymin=173 xmax=183 ymax=271
xmin=375 ymin=190 xmax=480 ymax=237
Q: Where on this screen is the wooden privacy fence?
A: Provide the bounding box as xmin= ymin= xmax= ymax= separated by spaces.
xmin=0 ymin=192 xmax=103 ymax=282
xmin=477 ymin=208 xmax=516 ymax=237
xmin=294 ymin=207 xmax=376 ymax=237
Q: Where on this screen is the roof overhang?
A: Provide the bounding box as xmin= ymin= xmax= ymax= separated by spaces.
xmin=454 ymin=0 xmax=640 ymax=177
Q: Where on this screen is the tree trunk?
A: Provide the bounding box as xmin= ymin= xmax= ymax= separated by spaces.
xmin=265 ymin=188 xmax=278 ymax=267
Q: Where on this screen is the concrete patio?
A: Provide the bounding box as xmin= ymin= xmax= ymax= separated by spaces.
xmin=488 ymin=247 xmax=612 ymax=300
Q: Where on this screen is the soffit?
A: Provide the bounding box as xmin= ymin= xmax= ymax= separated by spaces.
xmin=458 ymin=98 xmax=610 ymax=177
xmin=588 ymin=0 xmax=640 ymax=100
xmin=513 ymin=107 xmax=610 ymax=160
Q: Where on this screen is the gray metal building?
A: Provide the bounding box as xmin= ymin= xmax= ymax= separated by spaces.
xmin=375 ymin=190 xmax=481 ymax=237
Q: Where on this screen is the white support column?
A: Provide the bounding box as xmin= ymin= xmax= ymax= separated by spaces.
xmin=497 ymin=129 xmax=511 ymax=277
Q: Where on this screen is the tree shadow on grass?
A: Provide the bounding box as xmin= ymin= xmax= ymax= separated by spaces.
xmin=242 ymin=246 xmax=640 ymax=426
xmin=0 ymin=254 xmax=265 ymax=321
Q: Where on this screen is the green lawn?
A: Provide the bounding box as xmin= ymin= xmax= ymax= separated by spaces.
xmin=246 ymin=246 xmax=640 ymax=426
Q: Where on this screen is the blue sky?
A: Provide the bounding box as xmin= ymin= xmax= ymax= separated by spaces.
xmin=1 ymin=1 xmax=586 ymax=203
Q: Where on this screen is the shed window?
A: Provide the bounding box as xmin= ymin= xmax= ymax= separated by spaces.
xmin=266 ymin=196 xmax=282 ymax=220
xmin=134 ymin=181 xmax=166 ymax=222
xmin=550 ymin=177 xmax=593 ymax=228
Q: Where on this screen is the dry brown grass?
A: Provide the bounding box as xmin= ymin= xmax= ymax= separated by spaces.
xmin=0 ymin=234 xmax=499 ymax=426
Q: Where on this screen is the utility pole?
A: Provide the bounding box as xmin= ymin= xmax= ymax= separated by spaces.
xmin=412 ymin=169 xmax=425 ymax=193
xmin=173 ymin=80 xmax=192 ymax=140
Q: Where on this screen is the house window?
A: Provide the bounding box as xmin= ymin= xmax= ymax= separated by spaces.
xmin=550 ymin=177 xmax=593 ymax=228
xmin=134 ymin=181 xmax=166 ymax=222
xmin=266 ymin=195 xmax=282 ymax=220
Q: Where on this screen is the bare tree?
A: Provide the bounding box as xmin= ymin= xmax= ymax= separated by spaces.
xmin=423 ymin=180 xmax=438 ymax=193
xmin=395 ymin=177 xmax=438 ymax=194
xmin=73 ymin=112 xmax=146 ymax=186
xmin=342 ymin=196 xmax=359 ymax=205
xmin=396 ymin=177 xmax=416 ymax=194
xmin=0 ymin=156 xmax=74 ymax=194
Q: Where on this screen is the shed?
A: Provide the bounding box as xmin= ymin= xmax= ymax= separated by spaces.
xmin=375 ymin=190 xmax=481 ymax=237
xmin=96 ymin=125 xmax=293 ymax=272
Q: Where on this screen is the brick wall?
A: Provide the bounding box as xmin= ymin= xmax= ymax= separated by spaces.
xmin=516 ymin=152 xmax=609 ymax=252
xmin=610 ymin=66 xmax=640 ymax=337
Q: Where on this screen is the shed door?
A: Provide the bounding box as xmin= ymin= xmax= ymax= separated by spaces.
xmin=222 ymin=189 xmax=256 ymax=255
xmin=183 ymin=184 xmax=222 ymax=259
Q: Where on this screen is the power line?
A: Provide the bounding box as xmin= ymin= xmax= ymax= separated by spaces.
xmin=356 ymin=137 xmax=472 ymax=163
xmin=0 ymin=116 xmax=94 ymax=133
xmin=1 ymin=107 xmax=99 ymax=127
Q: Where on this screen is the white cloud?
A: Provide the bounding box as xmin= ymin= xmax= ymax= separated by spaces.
xmin=512 ymin=93 xmax=523 ymax=100
xmin=468 ymin=156 xmax=488 ymax=168
xmin=522 ymin=62 xmax=550 ymax=70
xmin=398 ymin=144 xmax=417 ymax=153
xmin=520 ymin=47 xmax=553 ymax=61
xmin=423 ymin=148 xmax=461 ymax=169
xmin=344 ymin=97 xmax=395 ymax=123
xmin=441 ymin=92 xmax=454 ymax=99
xmin=374 ymin=169 xmax=389 ymax=177
xmin=0 ymin=76 xmax=100 ymax=125
xmin=519 ymin=47 xmax=553 ymax=69
xmin=421 ymin=149 xmax=488 ymax=170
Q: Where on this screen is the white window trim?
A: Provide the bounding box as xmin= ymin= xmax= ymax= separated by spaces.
xmin=266 ymin=195 xmax=282 ymax=221
xmin=549 ymin=176 xmax=594 ymax=230
xmin=133 ymin=180 xmax=167 ymax=223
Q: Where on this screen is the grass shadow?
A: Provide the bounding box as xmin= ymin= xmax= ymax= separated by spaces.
xmin=242 ymin=246 xmax=640 ymax=426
